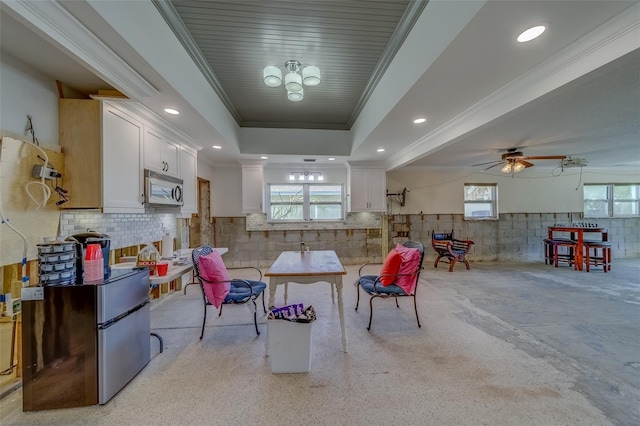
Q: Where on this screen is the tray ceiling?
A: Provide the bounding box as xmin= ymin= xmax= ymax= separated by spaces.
xmin=159 ymin=0 xmax=423 ymax=130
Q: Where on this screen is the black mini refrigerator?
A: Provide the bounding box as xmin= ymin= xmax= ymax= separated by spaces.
xmin=22 ymin=268 xmax=150 ymax=411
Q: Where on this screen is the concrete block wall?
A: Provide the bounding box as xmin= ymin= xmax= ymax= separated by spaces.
xmin=388 ymin=213 xmax=639 ymax=264
xmin=216 ymin=213 xmax=638 ymax=268
xmin=214 ymin=217 xmax=383 ymax=268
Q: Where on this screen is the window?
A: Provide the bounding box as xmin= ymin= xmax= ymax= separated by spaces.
xmin=268 ymin=183 xmax=343 ymax=221
xmin=464 ymin=184 xmax=497 ymax=219
xmin=584 ymin=184 xmax=639 ymax=217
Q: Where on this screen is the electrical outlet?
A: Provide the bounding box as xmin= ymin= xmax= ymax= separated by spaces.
xmin=32 ymin=165 xmax=61 ymax=180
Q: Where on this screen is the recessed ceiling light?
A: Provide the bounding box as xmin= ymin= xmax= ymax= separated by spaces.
xmin=164 ymin=108 xmax=179 ymax=115
xmin=328 ymin=157 xmax=335 ymax=161
xmin=260 ymin=156 xmax=268 ymax=159
xmin=377 ymin=148 xmax=385 ymax=153
xmin=517 ymin=25 xmax=546 ymax=43
xmin=212 ymin=145 xmax=222 ymax=149
xmin=413 ymin=117 xmax=426 ymax=124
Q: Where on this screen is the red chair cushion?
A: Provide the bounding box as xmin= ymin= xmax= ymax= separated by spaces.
xmin=199 ymin=250 xmax=230 ymax=308
xmin=379 ymin=249 xmax=402 ymax=286
xmin=395 ymin=244 xmax=421 ymax=295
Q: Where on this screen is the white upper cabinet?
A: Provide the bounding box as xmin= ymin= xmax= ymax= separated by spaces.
xmin=347 ymin=166 xmax=387 ymax=212
xmin=179 ymin=146 xmax=198 ymax=215
xmin=102 ymin=105 xmax=145 ymax=212
xmin=59 ymin=99 xmax=144 ymax=213
xmin=241 ymin=164 xmax=264 ymax=213
xmin=143 ymin=127 xmax=180 ymax=177
xmin=60 ymin=99 xmax=200 ymax=214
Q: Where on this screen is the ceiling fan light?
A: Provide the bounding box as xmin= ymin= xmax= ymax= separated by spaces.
xmin=302 ymin=66 xmax=321 ymax=86
xmin=501 ymin=163 xmax=512 ymax=173
xmin=513 ymin=162 xmax=525 ymax=172
xmin=287 ymin=88 xmax=304 ymax=102
xmin=263 ymin=66 xmax=282 ymax=87
xmin=285 ymin=72 xmax=303 ymax=92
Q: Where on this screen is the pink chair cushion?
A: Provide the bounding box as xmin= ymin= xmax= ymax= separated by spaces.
xmin=199 ymin=250 xmax=230 ymax=308
xmin=379 ymin=249 xmax=403 ymax=286
xmin=395 ymin=244 xmax=421 ymax=295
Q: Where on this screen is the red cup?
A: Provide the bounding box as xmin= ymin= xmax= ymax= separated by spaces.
xmin=156 ymin=262 xmax=169 ymax=276
xmin=85 ymin=244 xmax=102 ymax=260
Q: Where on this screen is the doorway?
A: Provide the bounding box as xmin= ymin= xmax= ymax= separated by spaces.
xmin=189 ymin=178 xmax=212 ymax=247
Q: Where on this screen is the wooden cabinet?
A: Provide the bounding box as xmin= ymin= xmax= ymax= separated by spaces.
xmin=143 ymin=127 xmax=180 ymax=177
xmin=179 ymin=146 xmax=198 ymax=215
xmin=241 ymin=164 xmax=264 ymax=213
xmin=59 ymin=99 xmax=144 ymax=213
xmin=347 ymin=166 xmax=387 ymax=212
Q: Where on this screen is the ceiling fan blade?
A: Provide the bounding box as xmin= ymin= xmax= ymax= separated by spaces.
xmin=483 ymin=162 xmax=504 ymax=171
xmin=472 ymin=160 xmax=503 ymax=167
xmin=520 ymin=160 xmax=534 ymax=168
xmin=525 ymin=155 xmax=567 ymax=160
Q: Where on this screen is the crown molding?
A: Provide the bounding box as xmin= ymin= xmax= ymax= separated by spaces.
xmin=387 ymin=2 xmax=640 ymax=171
xmin=2 ymin=0 xmax=158 ymax=100
xmin=152 ymin=0 xmax=242 ymax=124
xmin=347 ymin=0 xmax=429 ymax=129
xmin=103 ymin=99 xmax=201 ymax=151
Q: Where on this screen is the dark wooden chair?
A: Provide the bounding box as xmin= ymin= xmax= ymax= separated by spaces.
xmin=431 ymin=230 xmax=474 ymax=272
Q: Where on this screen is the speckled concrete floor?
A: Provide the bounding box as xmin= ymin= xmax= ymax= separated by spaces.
xmin=1 ymin=259 xmax=638 ymax=426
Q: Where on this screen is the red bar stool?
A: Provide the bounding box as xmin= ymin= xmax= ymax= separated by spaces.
xmin=553 ymin=240 xmax=578 ymax=269
xmin=584 ymin=241 xmax=612 ymax=272
xmin=543 ymin=238 xmax=573 ymax=265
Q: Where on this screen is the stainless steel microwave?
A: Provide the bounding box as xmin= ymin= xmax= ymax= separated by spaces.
xmin=144 ymin=169 xmax=184 ymax=206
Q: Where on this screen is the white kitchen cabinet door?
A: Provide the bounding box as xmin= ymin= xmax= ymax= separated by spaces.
xmin=241 ymin=165 xmax=264 ymax=213
xmin=102 ymin=105 xmax=144 ymax=212
xmin=348 ymin=167 xmax=387 ymax=212
xmin=180 ymin=147 xmax=198 ymax=215
xmin=367 ymin=168 xmax=387 ymax=211
xmin=143 ymin=127 xmax=180 ymax=177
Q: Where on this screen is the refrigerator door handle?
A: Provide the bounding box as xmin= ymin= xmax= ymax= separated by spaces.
xmin=98 ymin=300 xmax=150 ymax=330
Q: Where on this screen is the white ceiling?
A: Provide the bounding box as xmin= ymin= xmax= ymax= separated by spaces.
xmin=1 ymin=0 xmax=638 ymax=171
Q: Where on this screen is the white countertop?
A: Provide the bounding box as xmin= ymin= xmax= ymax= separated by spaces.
xmin=111 ymin=247 xmax=228 ymax=284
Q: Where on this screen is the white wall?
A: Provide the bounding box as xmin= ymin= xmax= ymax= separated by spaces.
xmin=207 ymin=164 xmax=640 ymax=217
xmin=263 ymin=164 xmax=347 ymax=184
xmin=0 ymin=53 xmax=59 ymax=146
xmin=387 ymin=167 xmax=640 ymax=214
xmin=199 ymin=160 xmax=243 ymax=217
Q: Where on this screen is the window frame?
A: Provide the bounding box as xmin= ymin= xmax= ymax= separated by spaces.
xmin=583 ymin=183 xmax=640 ymax=218
xmin=464 ymin=183 xmax=498 ymax=220
xmin=267 ymin=183 xmax=344 ymax=222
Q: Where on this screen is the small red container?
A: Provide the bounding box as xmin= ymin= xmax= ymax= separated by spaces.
xmin=156 ymin=262 xmax=169 ymax=276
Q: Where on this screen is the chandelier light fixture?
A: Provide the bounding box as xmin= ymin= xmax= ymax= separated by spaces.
xmin=263 ymin=60 xmax=321 ymax=102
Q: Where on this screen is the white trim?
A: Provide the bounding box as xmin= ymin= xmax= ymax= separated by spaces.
xmin=2 ymin=0 xmax=159 ymax=100
xmin=103 ymin=100 xmax=201 ymax=151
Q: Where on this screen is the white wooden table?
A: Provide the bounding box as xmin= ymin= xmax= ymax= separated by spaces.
xmin=264 ymin=250 xmax=348 ymax=354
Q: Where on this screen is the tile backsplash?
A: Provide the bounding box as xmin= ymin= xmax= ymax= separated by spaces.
xmin=59 ymin=211 xmax=177 ymax=250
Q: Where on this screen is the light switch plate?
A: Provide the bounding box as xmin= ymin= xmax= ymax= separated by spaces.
xmin=21 ymin=287 xmax=44 ymax=301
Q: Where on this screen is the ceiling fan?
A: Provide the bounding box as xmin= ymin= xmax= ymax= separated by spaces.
xmin=473 ymin=148 xmax=567 ymax=173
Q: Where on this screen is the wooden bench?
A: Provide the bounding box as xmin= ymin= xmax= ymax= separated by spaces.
xmin=431 ymin=230 xmax=474 ymax=272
